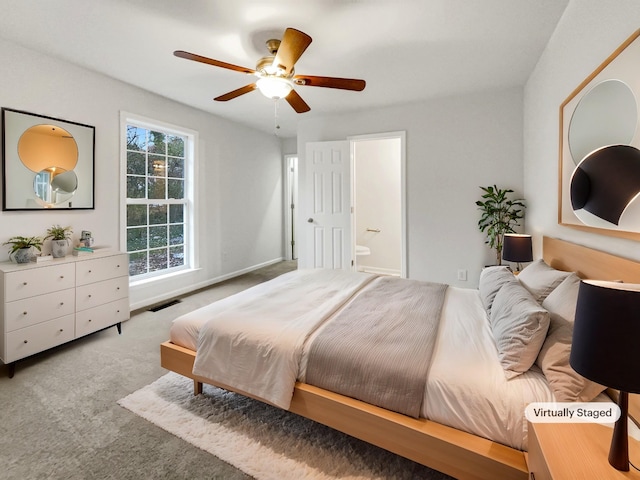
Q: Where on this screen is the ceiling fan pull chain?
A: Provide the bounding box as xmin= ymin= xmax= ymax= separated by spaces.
xmin=274 ymin=99 xmax=281 ymax=135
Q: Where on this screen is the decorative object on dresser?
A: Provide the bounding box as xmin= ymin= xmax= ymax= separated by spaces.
xmin=0 ymin=250 xmax=129 ymax=377
xmin=475 ymin=185 xmax=525 ymax=265
xmin=1 ymin=107 xmax=95 ymax=211
xmin=502 ymin=233 xmax=533 ymax=272
xmin=44 ymin=225 xmax=73 ymax=258
xmin=2 ymin=235 xmax=43 ymax=263
xmin=80 ymin=230 xmax=94 ymax=247
xmin=570 ymin=280 xmax=640 ymax=471
xmin=559 ymin=29 xmax=640 ymax=239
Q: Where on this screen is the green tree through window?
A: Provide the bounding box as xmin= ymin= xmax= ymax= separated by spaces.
xmin=125 ymin=122 xmax=190 ymax=278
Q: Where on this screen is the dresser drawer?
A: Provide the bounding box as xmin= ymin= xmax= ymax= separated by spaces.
xmin=76 ymin=276 xmax=129 ymax=312
xmin=76 ymin=254 xmax=128 ymax=286
xmin=5 ymin=288 xmax=75 ymax=332
xmin=5 ymin=314 xmax=75 ymax=363
xmin=75 ymin=298 xmax=129 ymax=337
xmin=4 ymin=263 xmax=76 ymax=301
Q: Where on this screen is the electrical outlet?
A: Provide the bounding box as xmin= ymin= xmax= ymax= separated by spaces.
xmin=457 ymin=269 xmax=468 ymax=281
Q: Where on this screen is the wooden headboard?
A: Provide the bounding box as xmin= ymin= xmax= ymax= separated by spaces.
xmin=542 ymin=236 xmax=640 ymax=424
xmin=543 ymin=236 xmax=640 ymax=283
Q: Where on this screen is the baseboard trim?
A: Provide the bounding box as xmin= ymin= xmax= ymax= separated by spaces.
xmin=129 ymin=257 xmax=285 ymax=312
xmin=357 ymin=265 xmax=401 ymax=276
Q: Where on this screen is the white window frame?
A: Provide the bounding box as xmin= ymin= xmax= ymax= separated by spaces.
xmin=119 ymin=111 xmax=198 ymax=283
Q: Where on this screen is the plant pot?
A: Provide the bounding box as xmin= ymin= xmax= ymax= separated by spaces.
xmin=51 ymin=239 xmax=68 ymax=258
xmin=14 ymin=247 xmax=32 ymax=264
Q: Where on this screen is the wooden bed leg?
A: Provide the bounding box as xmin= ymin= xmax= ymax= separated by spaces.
xmin=194 ymin=380 xmax=203 ymax=395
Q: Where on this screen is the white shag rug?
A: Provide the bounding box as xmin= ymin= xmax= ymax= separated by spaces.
xmin=118 ymin=372 xmax=452 ymax=480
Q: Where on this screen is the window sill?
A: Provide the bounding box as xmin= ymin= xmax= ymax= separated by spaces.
xmin=129 ymin=267 xmax=202 ymax=287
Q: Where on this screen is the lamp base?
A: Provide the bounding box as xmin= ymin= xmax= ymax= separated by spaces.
xmin=609 ymin=391 xmax=629 ymax=471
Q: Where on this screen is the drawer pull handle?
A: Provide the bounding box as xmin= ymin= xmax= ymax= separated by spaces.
xmin=23 ymin=340 xmax=28 ymax=344
xmin=117 ymin=310 xmax=120 ymax=313
xmin=60 ymin=302 xmax=64 ymax=306
xmin=23 ymin=311 xmax=27 ymax=315
xmin=88 ymin=294 xmax=92 ymax=298
xmin=88 ymin=270 xmax=92 ymax=273
xmin=23 ymin=282 xmax=27 ymax=286
xmin=59 ymin=329 xmax=63 ymax=333
xmin=117 ymin=287 xmax=120 ymax=290
xmin=88 ymin=319 xmax=92 ymax=322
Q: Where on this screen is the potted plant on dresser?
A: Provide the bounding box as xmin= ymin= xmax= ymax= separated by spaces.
xmin=3 ymin=236 xmax=43 ymax=263
xmin=44 ymin=225 xmax=73 ymax=258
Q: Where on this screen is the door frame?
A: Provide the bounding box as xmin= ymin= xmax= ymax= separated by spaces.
xmin=349 ymin=131 xmax=407 ymax=278
xmin=283 ymin=154 xmax=298 ymax=261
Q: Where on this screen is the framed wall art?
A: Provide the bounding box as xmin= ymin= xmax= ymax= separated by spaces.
xmin=558 ymin=29 xmax=640 ymax=240
xmin=2 ymin=108 xmax=95 ymax=210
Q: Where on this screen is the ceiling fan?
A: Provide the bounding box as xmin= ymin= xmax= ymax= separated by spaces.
xmin=174 ymin=27 xmax=366 ymax=113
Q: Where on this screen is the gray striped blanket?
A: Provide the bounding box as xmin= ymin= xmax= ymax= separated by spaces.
xmin=305 ymin=276 xmax=448 ymax=418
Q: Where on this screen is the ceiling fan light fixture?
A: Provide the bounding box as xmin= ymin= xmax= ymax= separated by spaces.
xmin=257 ymin=76 xmax=293 ymax=99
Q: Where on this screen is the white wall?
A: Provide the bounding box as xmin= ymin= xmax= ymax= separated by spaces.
xmin=0 ymin=38 xmax=284 ymax=310
xmin=524 ymin=0 xmax=640 ymax=260
xmin=297 ymin=87 xmax=524 ymax=287
xmin=280 ymin=137 xmax=297 ymax=156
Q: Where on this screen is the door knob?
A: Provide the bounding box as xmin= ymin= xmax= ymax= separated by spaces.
xmin=307 ymin=218 xmax=314 ymax=223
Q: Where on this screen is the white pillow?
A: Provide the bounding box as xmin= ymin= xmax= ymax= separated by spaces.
xmin=490 ymin=281 xmax=550 ymax=379
xmin=478 ymin=266 xmax=518 ymax=316
xmin=517 ymin=259 xmax=572 ymax=303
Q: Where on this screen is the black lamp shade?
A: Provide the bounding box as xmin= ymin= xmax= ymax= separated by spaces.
xmin=570 ymin=280 xmax=640 ymax=393
xmin=502 ymin=234 xmax=533 ymax=263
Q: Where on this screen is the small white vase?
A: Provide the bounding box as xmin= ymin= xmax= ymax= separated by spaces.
xmin=51 ymin=239 xmax=68 ymax=258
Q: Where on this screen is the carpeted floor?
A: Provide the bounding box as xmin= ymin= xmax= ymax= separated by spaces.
xmin=119 ymin=372 xmax=452 ymax=480
xmin=0 ymin=261 xmax=451 ymax=479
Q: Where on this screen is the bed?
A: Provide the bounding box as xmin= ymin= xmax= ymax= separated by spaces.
xmin=160 ymin=236 xmax=640 ymax=480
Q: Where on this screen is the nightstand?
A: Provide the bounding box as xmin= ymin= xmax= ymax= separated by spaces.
xmin=528 ymin=421 xmax=640 ymax=479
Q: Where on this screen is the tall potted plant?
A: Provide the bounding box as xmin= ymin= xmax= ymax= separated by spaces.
xmin=3 ymin=236 xmax=43 ymax=263
xmin=44 ymin=225 xmax=73 ymax=258
xmin=476 ymin=185 xmax=525 ymax=265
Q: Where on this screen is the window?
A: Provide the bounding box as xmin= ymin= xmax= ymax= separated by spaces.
xmin=122 ymin=114 xmax=195 ymax=279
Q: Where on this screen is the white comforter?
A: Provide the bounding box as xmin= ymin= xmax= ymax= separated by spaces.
xmin=191 ymin=269 xmax=375 ymax=409
xmin=171 ymin=269 xmax=555 ymax=450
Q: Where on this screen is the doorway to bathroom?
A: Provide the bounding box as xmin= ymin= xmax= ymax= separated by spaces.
xmin=297 ymin=132 xmax=405 ymax=276
xmin=351 ymin=132 xmax=405 ymax=277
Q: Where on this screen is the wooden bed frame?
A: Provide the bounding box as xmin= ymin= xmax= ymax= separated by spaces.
xmin=160 ymin=236 xmax=640 ymax=480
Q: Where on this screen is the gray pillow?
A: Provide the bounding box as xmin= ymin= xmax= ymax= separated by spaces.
xmin=537 ymin=273 xmax=606 ymax=402
xmin=517 ymin=259 xmax=572 ymax=303
xmin=490 ymin=281 xmax=550 ymax=379
xmin=478 ymin=266 xmax=518 ymax=316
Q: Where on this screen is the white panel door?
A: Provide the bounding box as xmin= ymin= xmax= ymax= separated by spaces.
xmin=304 ymin=141 xmax=351 ymax=270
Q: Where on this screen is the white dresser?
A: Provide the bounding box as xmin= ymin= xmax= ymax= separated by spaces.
xmin=0 ymin=250 xmax=129 ymax=377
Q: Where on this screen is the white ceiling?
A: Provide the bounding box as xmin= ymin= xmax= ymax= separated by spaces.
xmin=0 ymin=0 xmax=569 ymax=138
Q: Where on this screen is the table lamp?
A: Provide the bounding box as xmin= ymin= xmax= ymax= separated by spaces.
xmin=502 ymin=234 xmax=533 ymax=272
xmin=570 ymin=280 xmax=640 ymax=471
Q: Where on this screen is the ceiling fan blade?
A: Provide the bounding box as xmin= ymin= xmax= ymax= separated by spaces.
xmin=273 ymin=28 xmax=312 ymax=75
xmin=214 ymin=83 xmax=258 ymax=102
xmin=294 ymin=75 xmax=366 ymax=91
xmin=174 ymin=50 xmax=255 ymax=75
xmin=285 ymin=89 xmax=311 ymax=113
